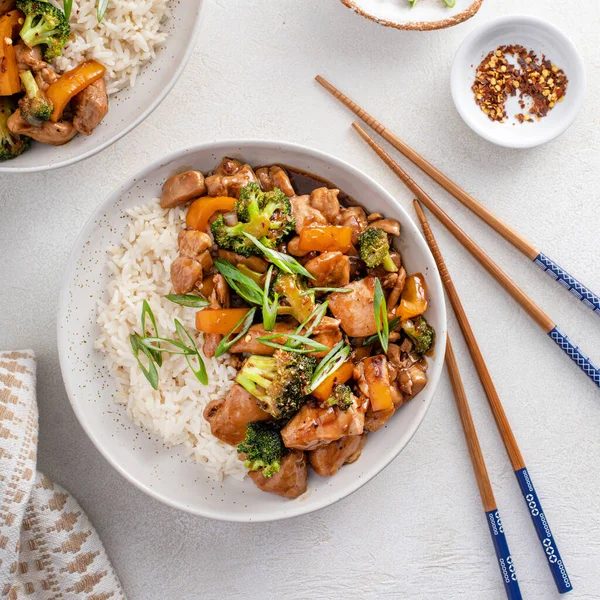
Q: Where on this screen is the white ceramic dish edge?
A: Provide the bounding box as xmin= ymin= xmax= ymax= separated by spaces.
xmin=57 ymin=140 xmax=447 ymax=522
xmin=0 ymin=3 xmax=205 ymax=174
xmin=451 ymin=15 xmax=586 ymax=149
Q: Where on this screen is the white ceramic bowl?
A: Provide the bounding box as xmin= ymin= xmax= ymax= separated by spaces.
xmin=57 ymin=140 xmax=447 ymax=522
xmin=340 ymin=0 xmax=483 ymax=31
xmin=451 ymin=15 xmax=586 ymax=149
xmin=0 ymin=1 xmax=204 ymax=174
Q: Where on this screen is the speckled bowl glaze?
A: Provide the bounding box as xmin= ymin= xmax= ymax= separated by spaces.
xmin=57 ymin=140 xmax=447 ymax=522
xmin=0 ymin=1 xmax=204 ymax=174
xmin=340 ymin=0 xmax=484 ymax=31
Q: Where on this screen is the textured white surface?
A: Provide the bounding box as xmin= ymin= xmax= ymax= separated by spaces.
xmin=0 ymin=0 xmax=599 ymax=598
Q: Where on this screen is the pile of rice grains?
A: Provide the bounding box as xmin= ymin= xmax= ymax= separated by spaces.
xmin=472 ymin=45 xmax=568 ymax=124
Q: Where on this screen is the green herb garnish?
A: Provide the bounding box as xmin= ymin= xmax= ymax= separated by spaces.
xmin=374 ymin=278 xmax=389 ymax=353
xmin=299 ymin=287 xmax=352 ymax=296
xmin=141 ymin=300 xmax=162 ymax=366
xmin=362 ymin=317 xmax=400 ymax=347
xmin=164 ymin=294 xmax=210 ymax=308
xmin=215 ymin=307 xmax=257 ymax=358
xmin=256 ymin=333 xmax=329 ymax=354
xmin=63 ymin=0 xmax=73 ymax=19
xmin=97 ymin=0 xmax=109 ymax=22
xmin=310 ymin=341 xmax=351 ymax=391
xmin=214 ymin=258 xmax=264 ymax=305
xmin=130 ymin=333 xmax=159 ymax=390
xmin=262 ymin=266 xmax=279 ymax=331
xmin=175 ymin=318 xmax=208 ymax=385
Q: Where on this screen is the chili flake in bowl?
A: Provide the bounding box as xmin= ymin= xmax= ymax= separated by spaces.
xmin=451 ymin=16 xmax=586 ymax=149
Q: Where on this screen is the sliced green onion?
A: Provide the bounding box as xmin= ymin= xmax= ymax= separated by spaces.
xmin=141 ymin=300 xmax=162 ymax=366
xmin=443 ymin=0 xmax=456 ymax=7
xmin=214 ymin=258 xmax=264 ymax=305
xmin=374 ymin=278 xmax=389 ymax=353
xmin=262 ymin=266 xmax=278 ymax=331
xmin=300 ymin=287 xmax=352 ymax=296
xmin=242 ymin=233 xmax=315 ymax=280
xmin=164 ymin=294 xmax=210 ymax=308
xmin=310 ymin=341 xmax=351 ymax=391
xmin=97 ymin=0 xmax=109 ymax=22
xmin=362 ymin=317 xmax=400 ymax=347
xmin=130 ymin=334 xmax=159 ymax=390
xmin=256 ymin=333 xmax=329 ymax=354
xmin=215 ymin=307 xmax=257 ymax=358
xmin=174 ymin=319 xmax=208 ymax=385
xmin=63 ymin=0 xmax=73 ymax=19
xmin=138 ymin=337 xmax=195 ymax=355
xmin=287 ymin=301 xmax=329 ymax=349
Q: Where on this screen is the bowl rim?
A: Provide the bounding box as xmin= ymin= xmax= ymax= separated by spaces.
xmin=57 ymin=139 xmax=447 ymax=521
xmin=0 ymin=3 xmax=205 ymax=174
xmin=450 ymin=14 xmax=587 ymax=149
xmin=339 ymin=0 xmax=483 ymax=32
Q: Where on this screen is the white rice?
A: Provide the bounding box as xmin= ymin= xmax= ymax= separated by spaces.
xmin=94 ymin=199 xmax=247 ymax=481
xmin=52 ymin=0 xmax=171 ymax=95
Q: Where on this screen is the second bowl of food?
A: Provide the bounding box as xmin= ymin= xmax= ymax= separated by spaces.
xmin=58 ymin=140 xmax=447 ymax=521
xmin=0 ymin=0 xmax=203 ymax=173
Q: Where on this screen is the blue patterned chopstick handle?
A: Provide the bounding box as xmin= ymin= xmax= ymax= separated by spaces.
xmin=548 ymin=327 xmax=600 ymax=388
xmin=534 ymin=253 xmax=600 ymax=316
xmin=515 ymin=468 xmax=572 ymax=594
xmin=485 ymin=510 xmax=522 ymax=600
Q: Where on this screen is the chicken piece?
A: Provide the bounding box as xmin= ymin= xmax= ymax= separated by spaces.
xmin=214 ymin=157 xmax=242 ymax=176
xmin=249 ymin=450 xmax=308 ymax=499
xmin=205 ymin=164 xmax=258 ymax=198
xmin=305 ymin=252 xmax=350 ymax=288
xmin=0 ymin=0 xmax=16 ymax=14
xmin=336 ymin=206 xmax=368 ymax=245
xmin=328 ymin=276 xmax=377 ymax=338
xmin=170 ymin=256 xmax=202 ymax=294
xmin=196 ymin=250 xmax=213 ymax=274
xmin=178 ymin=229 xmax=212 ymax=260
xmin=290 ymin=194 xmax=327 ymax=234
xmin=309 ymin=187 xmax=340 ymax=222
xmin=387 ymin=266 xmax=407 ymax=310
xmin=256 ymin=165 xmax=295 ymax=197
xmin=7 ymin=110 xmax=76 ymax=146
xmin=281 ymin=398 xmax=366 ymax=451
xmin=14 ymin=40 xmax=45 ymax=72
xmin=397 ymin=362 xmax=428 ymax=400
xmin=203 ymin=384 xmax=271 ymax=446
xmin=35 ymin=66 xmax=58 ymax=92
xmin=363 ymin=386 xmax=405 ymax=432
xmin=309 ymin=434 xmax=367 ymax=476
xmin=72 ymin=78 xmax=108 ymax=136
xmin=368 ymin=218 xmax=401 ymax=237
xmin=229 ymin=322 xmax=294 ymax=355
xmin=217 ymin=250 xmax=268 ymax=273
xmin=311 ymin=316 xmax=342 ymax=334
xmin=312 ymin=328 xmax=342 ymax=358
xmin=286 ymin=236 xmax=311 ymax=257
xmin=161 ymin=171 xmax=206 ymax=209
xmin=212 ymin=273 xmax=230 ymax=307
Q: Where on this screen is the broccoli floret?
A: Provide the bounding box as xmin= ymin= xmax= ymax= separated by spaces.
xmin=273 ymin=272 xmax=315 ymax=324
xmin=402 ymin=315 xmax=435 ymax=354
xmin=236 ymin=351 xmax=316 ymax=420
xmin=0 ymin=98 xmax=31 ymax=161
xmin=358 ymin=228 xmax=398 ymax=272
xmin=237 ymin=422 xmax=286 ymax=478
xmin=19 ymin=70 xmax=53 ymax=126
xmin=211 ymin=183 xmax=295 ymax=257
xmin=17 ymin=0 xmax=70 ymax=61
xmin=326 ymin=384 xmax=355 ymax=411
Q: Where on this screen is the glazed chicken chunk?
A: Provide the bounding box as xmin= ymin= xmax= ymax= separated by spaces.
xmin=7 ymin=111 xmax=77 ymax=146
xmin=205 ymin=164 xmax=258 ymax=198
xmin=203 ymin=384 xmax=271 ymax=446
xmin=305 ymin=252 xmax=350 ymax=288
xmin=161 ymin=171 xmax=207 ymax=209
xmin=248 ymin=450 xmax=308 ymax=499
xmin=72 ymin=78 xmax=109 ymax=136
xmin=309 ymin=434 xmax=367 ymax=477
xmin=328 ymin=276 xmax=378 ymax=337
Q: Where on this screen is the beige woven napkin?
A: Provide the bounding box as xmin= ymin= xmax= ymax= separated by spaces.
xmin=0 ymin=351 xmax=126 ymax=600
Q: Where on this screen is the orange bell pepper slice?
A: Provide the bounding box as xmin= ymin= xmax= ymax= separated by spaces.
xmin=364 ymin=355 xmax=393 ymax=412
xmin=195 ymin=308 xmax=251 ymax=335
xmin=396 ymin=273 xmax=428 ymax=322
xmin=186 ymin=196 xmax=236 ymax=232
xmin=0 ymin=10 xmax=24 ymax=96
xmin=311 ymin=361 xmax=354 ymax=402
xmin=46 ymin=60 xmax=106 ymax=122
xmin=297 ymin=226 xmax=353 ymax=253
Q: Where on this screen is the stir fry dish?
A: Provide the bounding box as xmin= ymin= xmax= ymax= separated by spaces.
xmin=132 ymin=158 xmax=435 ymax=499
xmin=0 ymin=1 xmax=108 ymax=160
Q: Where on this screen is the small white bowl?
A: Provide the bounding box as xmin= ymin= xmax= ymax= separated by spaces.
xmin=451 ymin=15 xmax=586 ymax=149
xmin=57 ymin=140 xmax=447 ymax=522
xmin=0 ymin=1 xmax=204 ymax=173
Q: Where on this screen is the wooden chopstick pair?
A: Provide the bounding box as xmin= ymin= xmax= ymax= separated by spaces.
xmin=316 ymin=76 xmax=574 ymax=596
xmin=315 ymin=75 xmax=600 ymax=319
xmin=316 ymin=75 xmax=600 ymax=391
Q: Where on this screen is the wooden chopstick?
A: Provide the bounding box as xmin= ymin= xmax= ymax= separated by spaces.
xmin=445 ymin=335 xmax=522 ymax=600
xmin=352 ymin=122 xmax=600 ymax=390
xmin=315 ymin=75 xmax=600 ymax=318
xmin=416 ymin=201 xmax=572 ymax=594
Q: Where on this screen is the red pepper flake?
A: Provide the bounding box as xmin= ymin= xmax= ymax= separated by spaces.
xmin=472 ymin=45 xmax=568 ymax=124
